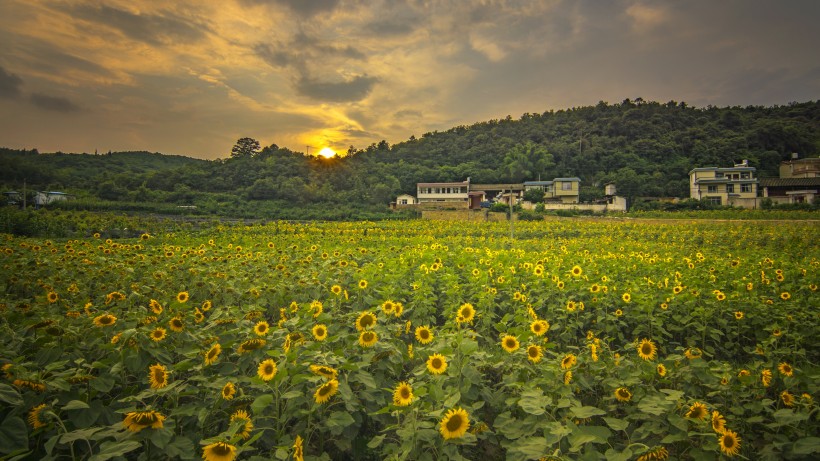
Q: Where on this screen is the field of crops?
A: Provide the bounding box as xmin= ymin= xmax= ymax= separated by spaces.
xmin=1 ymin=216 xmax=818 ymax=461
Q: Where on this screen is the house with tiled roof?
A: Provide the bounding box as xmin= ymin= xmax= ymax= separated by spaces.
xmin=689 ymin=161 xmax=759 ymax=208
xmin=760 ymin=155 xmax=820 ymax=204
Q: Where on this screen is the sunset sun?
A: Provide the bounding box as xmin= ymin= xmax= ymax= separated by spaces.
xmin=318 ymin=147 xmax=336 ymax=158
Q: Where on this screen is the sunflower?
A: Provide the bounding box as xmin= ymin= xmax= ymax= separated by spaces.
xmin=93 ymin=314 xmax=117 ymax=327
xmin=781 ymin=390 xmax=795 ymax=407
xmin=309 ymin=364 xmax=338 ymax=379
xmin=205 ymin=343 xmax=222 ymax=366
xmin=237 ymin=338 xmax=266 ymax=354
xmin=637 ymin=338 xmax=657 ymax=361
xmin=148 ymin=364 xmax=168 ymax=389
xmin=47 ymin=291 xmax=59 ymax=303
xmin=220 ymin=382 xmax=236 ymax=400
xmin=715 ymin=291 xmax=726 ymax=301
xmin=312 ymin=324 xmax=328 ymax=341
xmin=123 ymin=410 xmax=165 ymax=432
xmin=314 ymin=379 xmax=339 ymax=404
xmin=614 ymin=387 xmax=632 ymax=402
xmin=201 ymin=300 xmax=212 ymax=311
xmin=355 ymin=311 xmax=377 ymax=331
xmin=761 ymin=369 xmax=772 ymax=387
xmin=614 ymin=309 xmax=623 ymax=317
xmin=560 ymin=353 xmax=577 ymax=370
xmin=657 ymin=363 xmax=667 ymax=377
xmin=194 ymin=309 xmax=205 ymax=323
xmin=530 ymin=319 xmax=549 ymax=336
xmin=253 ymin=321 xmax=270 ymax=336
xmin=310 ymin=300 xmax=323 ymax=318
xmin=380 ymin=300 xmax=395 ymax=315
xmin=331 ymin=285 xmax=342 ymax=295
xmin=230 ymin=409 xmax=253 ymax=440
xmin=176 ymin=291 xmax=189 ymax=303
xmin=673 ymin=285 xmax=683 ymax=294
xmin=636 ymin=446 xmax=669 ymax=461
xmin=501 ymin=334 xmax=520 ymax=353
xmin=358 ymin=279 xmax=368 ymax=289
xmin=427 ymin=354 xmax=448 ymax=375
xmin=148 ymin=299 xmax=163 ymax=315
xmin=415 ymin=326 xmax=434 ymax=344
xmin=393 ymin=381 xmax=414 ymax=406
xmin=359 ymin=330 xmax=378 ymax=348
xmin=258 ymin=359 xmax=278 ymax=381
xmin=571 ymin=265 xmax=583 ymax=277
xmin=718 ymin=430 xmax=741 ymax=457
xmin=621 ymin=293 xmax=631 ymax=303
xmin=169 ymin=316 xmax=184 ymax=332
xmin=293 ymin=435 xmax=304 ymax=461
xmin=202 ymin=441 xmax=237 ymax=461
xmin=684 ymin=347 xmax=702 ymax=360
xmin=456 ymin=303 xmax=476 ymax=324
xmin=711 ymin=410 xmax=726 ymax=434
xmin=527 ymin=345 xmax=543 ymax=363
xmin=563 ymin=370 xmax=573 ymax=385
xmin=439 ymin=407 xmax=470 ymax=440
xmin=734 ymin=311 xmax=744 ymax=320
xmin=150 ymin=327 xmax=167 ymax=342
xmin=686 ymin=402 xmax=708 ymax=420
xmin=566 ymin=301 xmax=576 ymax=312
xmin=28 ymin=404 xmax=48 ymax=429
xmin=778 ymin=362 xmax=793 ymax=377
xmin=780 ymin=291 xmax=790 ymax=300
xmin=393 ymin=302 xmax=404 ymax=317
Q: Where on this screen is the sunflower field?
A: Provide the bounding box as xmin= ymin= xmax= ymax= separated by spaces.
xmin=1 ymin=215 xmax=818 ymax=461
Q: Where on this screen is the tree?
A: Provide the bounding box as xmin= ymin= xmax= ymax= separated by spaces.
xmin=502 ymin=141 xmax=554 ymax=182
xmin=230 ymin=137 xmax=261 ymax=158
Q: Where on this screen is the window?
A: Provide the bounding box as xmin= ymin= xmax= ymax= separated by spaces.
xmin=399 ymin=199 xmax=408 ymax=205
xmin=561 ymin=182 xmax=573 ymax=191
xmin=741 ymin=172 xmax=750 ymax=179
xmin=741 ymin=184 xmax=753 ymax=193
xmin=705 ymin=197 xmax=721 ymax=205
xmin=714 ymin=172 xmax=724 ymax=178
xmin=707 ymin=185 xmax=718 ymax=193
xmin=726 ymin=184 xmax=734 ymax=193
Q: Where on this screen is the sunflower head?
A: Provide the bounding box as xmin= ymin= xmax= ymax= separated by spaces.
xmin=415 ymin=326 xmax=434 ymax=344
xmin=150 ymin=327 xmax=167 ymax=342
xmin=205 ymin=343 xmax=222 ymax=365
xmin=202 ymin=441 xmax=237 ymax=461
xmin=393 ymin=381 xmax=414 ymax=406
xmin=355 ymin=311 xmax=377 ymax=331
xmin=718 ymin=430 xmax=741 ymax=457
xmin=526 ymin=345 xmax=543 ymax=363
xmin=221 ymin=382 xmax=236 ymax=400
xmin=427 ymin=354 xmax=448 ymax=375
xmin=312 ymin=324 xmax=328 ymax=341
xmin=230 ymin=409 xmax=254 ymax=440
xmin=176 ymin=291 xmax=189 ymax=303
xmin=439 ymin=407 xmax=470 ymax=440
xmin=257 ymin=359 xmax=278 ymax=381
xmin=560 ymin=353 xmax=577 ymax=370
xmin=148 ymin=364 xmax=168 ymax=389
xmin=456 ymin=303 xmax=476 ymax=324
xmin=314 ymin=379 xmax=339 ymax=404
xmin=778 ymin=362 xmax=793 ymax=377
xmin=253 ymin=321 xmax=270 ymax=336
xmin=685 ymin=402 xmax=708 ymax=420
xmin=310 ymin=364 xmax=338 ymax=379
xmin=530 ymin=319 xmax=549 ymax=336
xmin=637 ymin=338 xmax=657 ymax=361
xmin=711 ymin=410 xmax=726 ymax=434
xmin=501 ymin=334 xmax=520 ymax=353
xmin=93 ymin=314 xmax=117 ymax=327
xmin=359 ymin=330 xmax=378 ymax=348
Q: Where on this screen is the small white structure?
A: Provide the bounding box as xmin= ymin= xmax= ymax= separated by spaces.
xmin=395 ymin=194 xmax=416 ymax=205
xmin=34 ymin=191 xmax=70 ymax=206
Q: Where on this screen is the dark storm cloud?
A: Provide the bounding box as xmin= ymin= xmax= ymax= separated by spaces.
xmin=67 ymin=4 xmax=207 ymax=45
xmin=295 ymin=75 xmax=378 ymax=102
xmin=29 ymin=92 xmax=80 ymax=112
xmin=0 ymin=66 xmax=23 ymax=99
xmin=239 ymin=0 xmax=341 ymax=18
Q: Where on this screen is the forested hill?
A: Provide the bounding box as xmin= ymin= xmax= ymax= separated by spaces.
xmin=1 ymin=99 xmax=819 ymax=216
xmin=356 ymin=99 xmax=820 ymax=198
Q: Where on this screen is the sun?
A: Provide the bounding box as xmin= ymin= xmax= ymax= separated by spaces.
xmin=318 ymin=147 xmax=336 ymax=158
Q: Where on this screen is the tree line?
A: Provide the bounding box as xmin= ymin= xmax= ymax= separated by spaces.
xmin=1 ymin=99 xmax=818 ymax=217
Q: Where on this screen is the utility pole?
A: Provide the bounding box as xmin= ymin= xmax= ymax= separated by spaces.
xmin=22 ymin=178 xmax=26 ymax=210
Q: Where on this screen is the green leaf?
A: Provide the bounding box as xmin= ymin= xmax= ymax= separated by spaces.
xmin=355 ymin=370 xmax=378 ymax=389
xmin=367 ymin=434 xmax=386 ymax=449
xmin=459 ymin=338 xmax=478 ymax=355
xmin=62 ymin=400 xmax=90 ymax=410
xmin=165 ymin=436 xmax=196 ymax=460
xmin=570 ymin=405 xmax=606 ymax=419
xmin=605 ymin=447 xmax=633 ymax=461
xmin=88 ymin=440 xmax=142 ymax=461
xmin=326 ymin=411 xmax=356 ymax=435
xmin=603 ymin=417 xmax=629 ymax=431
xmin=518 ymin=388 xmax=550 ymax=416
xmin=792 ymin=437 xmax=820 ymax=455
xmin=0 ymin=414 xmax=28 ymax=455
xmin=444 ymin=391 xmax=461 ymax=408
xmin=505 ymin=436 xmax=548 ymax=461
xmin=0 ymin=383 xmax=23 ymax=406
xmin=251 ymin=394 xmax=274 ymax=415
xmin=60 ymin=427 xmax=102 ymax=444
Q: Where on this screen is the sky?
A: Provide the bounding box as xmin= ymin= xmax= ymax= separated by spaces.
xmin=0 ymin=0 xmax=818 ymax=160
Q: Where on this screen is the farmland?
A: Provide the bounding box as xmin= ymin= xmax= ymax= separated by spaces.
xmin=1 ymin=215 xmax=818 ymax=460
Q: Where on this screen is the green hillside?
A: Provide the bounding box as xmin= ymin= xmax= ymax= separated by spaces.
xmin=2 ymin=99 xmax=818 ymax=218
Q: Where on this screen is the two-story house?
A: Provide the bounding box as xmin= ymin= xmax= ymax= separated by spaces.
xmin=523 ymin=178 xmax=581 ymax=204
xmin=689 ymin=161 xmax=758 ymax=208
xmin=759 ymin=154 xmax=820 ymax=204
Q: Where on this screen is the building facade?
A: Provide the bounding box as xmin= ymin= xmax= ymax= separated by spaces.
xmin=689 ymin=161 xmax=759 ymax=208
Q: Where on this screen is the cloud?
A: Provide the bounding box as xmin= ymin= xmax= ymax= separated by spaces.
xmin=239 ymin=0 xmax=341 ymax=18
xmin=295 ymin=75 xmax=378 ymax=102
xmin=625 ymin=2 xmax=668 ymax=32
xmin=67 ymin=4 xmax=208 ymax=46
xmin=0 ymin=66 xmax=23 ymax=99
xmin=29 ymin=93 xmax=80 ymax=112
